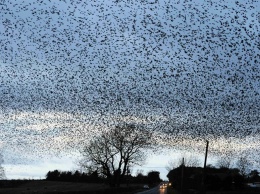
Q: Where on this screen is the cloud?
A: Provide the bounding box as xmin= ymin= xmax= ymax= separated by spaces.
xmin=3 ymin=154 xmax=77 ymax=179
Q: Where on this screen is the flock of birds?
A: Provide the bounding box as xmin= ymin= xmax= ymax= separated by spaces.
xmin=0 ymin=0 xmax=259 ymax=170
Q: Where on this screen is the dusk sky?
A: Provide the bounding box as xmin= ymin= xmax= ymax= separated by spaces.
xmin=0 ymin=0 xmax=259 ymax=180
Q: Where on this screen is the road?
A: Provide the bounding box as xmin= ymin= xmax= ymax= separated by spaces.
xmin=136 ymin=185 xmax=168 ymax=194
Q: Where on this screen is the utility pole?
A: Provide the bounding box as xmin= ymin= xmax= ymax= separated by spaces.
xmin=202 ymin=140 xmax=209 ymax=194
xmin=181 ymin=157 xmax=184 ymax=194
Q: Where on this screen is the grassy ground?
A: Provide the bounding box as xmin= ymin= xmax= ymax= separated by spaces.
xmin=0 ymin=180 xmax=144 ymax=194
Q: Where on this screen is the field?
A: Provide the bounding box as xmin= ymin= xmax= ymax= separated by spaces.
xmin=0 ymin=180 xmax=143 ymax=194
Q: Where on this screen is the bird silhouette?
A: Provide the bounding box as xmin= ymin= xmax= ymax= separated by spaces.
xmin=0 ymin=0 xmax=259 ymax=175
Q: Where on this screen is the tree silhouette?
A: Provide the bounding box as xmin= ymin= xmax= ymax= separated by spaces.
xmin=80 ymin=123 xmax=153 ymax=187
xmin=167 ymin=165 xmax=244 ymax=192
xmin=135 ymin=170 xmax=147 ymax=183
xmin=216 ymin=156 xmax=232 ymax=169
xmin=147 ymin=171 xmax=161 ymax=185
xmin=166 ymin=154 xmax=200 ymax=171
xmin=236 ymin=155 xmax=251 ymax=177
xmin=248 ymin=170 xmax=260 ymax=182
xmin=46 ymin=170 xmax=60 ymax=181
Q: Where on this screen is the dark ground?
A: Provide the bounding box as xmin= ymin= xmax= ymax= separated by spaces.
xmin=0 ymin=180 xmax=144 ymax=194
xmin=167 ymin=187 xmax=260 ymax=194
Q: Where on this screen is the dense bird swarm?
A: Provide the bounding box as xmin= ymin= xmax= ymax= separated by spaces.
xmin=0 ymin=0 xmax=259 ymax=168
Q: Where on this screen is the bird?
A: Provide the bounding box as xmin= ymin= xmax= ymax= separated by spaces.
xmin=0 ymin=0 xmax=259 ymax=177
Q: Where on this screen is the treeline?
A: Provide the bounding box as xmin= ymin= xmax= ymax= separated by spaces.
xmin=46 ymin=170 xmax=162 ymax=185
xmin=46 ymin=170 xmax=103 ymax=183
xmin=167 ymin=165 xmax=260 ymax=192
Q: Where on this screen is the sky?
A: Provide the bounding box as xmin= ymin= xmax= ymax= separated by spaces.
xmin=0 ymin=0 xmax=259 ymax=180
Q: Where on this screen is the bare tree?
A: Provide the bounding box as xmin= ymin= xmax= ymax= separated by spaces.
xmin=236 ymin=155 xmax=251 ymax=177
xmin=185 ymin=154 xmax=201 ymax=167
xmin=166 ymin=154 xmax=201 ymax=171
xmin=135 ymin=169 xmax=144 ymax=177
xmin=80 ymin=123 xmax=153 ymax=186
xmin=216 ymin=156 xmax=232 ymax=169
